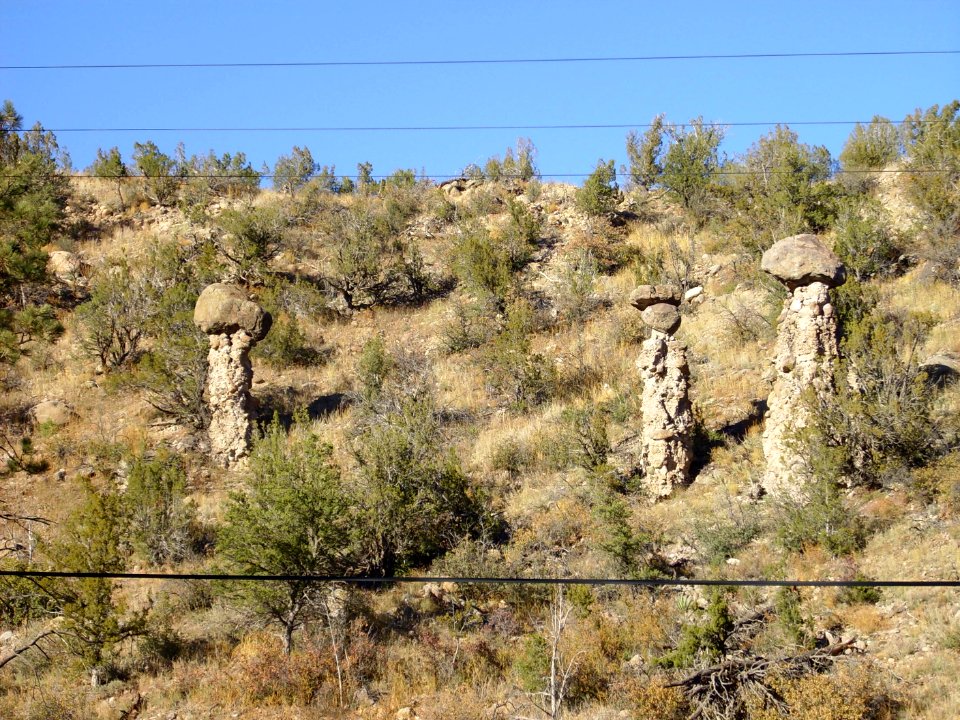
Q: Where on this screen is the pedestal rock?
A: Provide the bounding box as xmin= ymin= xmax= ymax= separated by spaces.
xmin=631 ymin=285 xmax=693 ymax=498
xmin=760 ymin=235 xmax=845 ymax=497
xmin=194 ymin=284 xmax=271 ymax=467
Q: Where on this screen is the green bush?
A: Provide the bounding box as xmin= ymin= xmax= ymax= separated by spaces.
xmin=481 ymin=138 xmax=539 ymax=182
xmin=806 ymin=311 xmax=953 ymax=488
xmin=775 ymin=586 xmax=813 ymax=648
xmin=575 ymin=159 xmax=620 ymax=216
xmin=773 ymin=477 xmax=867 ymax=556
xmin=125 ymin=450 xmax=197 ymax=565
xmin=836 ymin=575 xmax=882 ymax=606
xmin=218 ymin=413 xmax=359 ymax=653
xmin=660 ymin=117 xmax=725 ymax=226
xmin=902 ymin=100 xmax=960 ymax=246
xmin=625 ymin=114 xmax=665 ymax=190
xmin=75 ymin=263 xmax=151 ymax=369
xmin=481 ymin=299 xmax=556 ymax=410
xmin=213 ymin=203 xmax=288 ymax=282
xmin=833 ymin=197 xmax=901 ymax=281
xmin=656 ymin=589 xmax=734 ymax=669
xmin=839 ymin=115 xmax=902 ymax=191
xmin=451 ymin=223 xmax=519 ymax=311
xmin=273 ymin=145 xmax=316 ymax=195
xmin=354 ymin=397 xmax=482 ymax=575
xmin=132 ymin=140 xmax=178 ymax=205
xmin=724 ymin=125 xmax=839 ymax=250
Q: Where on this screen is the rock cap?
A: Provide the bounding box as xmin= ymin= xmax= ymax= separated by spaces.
xmin=630 ymin=284 xmax=683 ymax=311
xmin=194 ymin=283 xmax=272 ymax=341
xmin=761 ymin=234 xmax=846 ymax=289
xmin=641 ymin=303 xmax=681 ymax=334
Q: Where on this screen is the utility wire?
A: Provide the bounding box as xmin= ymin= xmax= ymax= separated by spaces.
xmin=21 ymin=119 xmax=949 ymax=133
xmin=2 ymin=570 xmax=959 ymax=588
xmin=3 ymin=168 xmax=950 ymax=182
xmin=3 ymin=49 xmax=958 ymax=70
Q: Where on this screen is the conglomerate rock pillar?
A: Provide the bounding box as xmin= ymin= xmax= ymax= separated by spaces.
xmin=760 ymin=234 xmax=846 ymax=497
xmin=193 ymin=283 xmax=272 ymax=467
xmin=630 ymin=285 xmax=694 ymax=498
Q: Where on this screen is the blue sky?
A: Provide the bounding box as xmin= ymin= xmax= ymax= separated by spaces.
xmin=2 ymin=1 xmax=958 ymax=182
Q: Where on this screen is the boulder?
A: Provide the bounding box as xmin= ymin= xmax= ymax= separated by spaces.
xmin=629 ymin=284 xmax=682 ymax=311
xmin=31 ymin=399 xmax=74 ymax=426
xmin=761 ymin=234 xmax=846 ymax=289
xmin=921 ymin=353 xmax=960 ymax=386
xmin=193 ymin=283 xmax=272 ymax=341
xmin=46 ymin=250 xmax=82 ymax=281
xmin=640 ymin=303 xmax=681 ymax=334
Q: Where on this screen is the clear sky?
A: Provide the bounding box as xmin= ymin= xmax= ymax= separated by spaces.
xmin=2 ymin=1 xmax=958 ymax=182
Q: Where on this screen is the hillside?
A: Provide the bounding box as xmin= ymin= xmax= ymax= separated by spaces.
xmin=1 ymin=105 xmax=960 ymax=720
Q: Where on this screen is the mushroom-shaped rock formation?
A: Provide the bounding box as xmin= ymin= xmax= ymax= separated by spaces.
xmin=194 ymin=284 xmax=272 ymax=467
xmin=633 ymin=285 xmax=693 ymax=498
xmin=760 ymin=235 xmax=845 ymax=497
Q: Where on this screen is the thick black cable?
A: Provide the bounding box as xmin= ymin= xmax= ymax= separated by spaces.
xmin=1 ymin=570 xmax=958 ymax=588
xmin=3 ymin=49 xmax=958 ymax=70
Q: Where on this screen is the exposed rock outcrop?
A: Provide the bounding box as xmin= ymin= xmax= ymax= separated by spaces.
xmin=633 ymin=285 xmax=693 ymax=498
xmin=761 ymin=235 xmax=845 ymax=496
xmin=30 ymin=399 xmax=75 ymax=427
xmin=194 ymin=284 xmax=271 ymax=467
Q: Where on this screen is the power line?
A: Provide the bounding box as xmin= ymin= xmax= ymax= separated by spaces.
xmin=2 ymin=168 xmax=948 ymax=182
xmin=3 ymin=49 xmax=958 ymax=71
xmin=2 ymin=569 xmax=959 ymax=588
xmin=19 ymin=119 xmax=947 ymax=133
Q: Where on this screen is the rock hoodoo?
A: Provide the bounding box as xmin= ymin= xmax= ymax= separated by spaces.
xmin=631 ymin=285 xmax=693 ymax=498
xmin=760 ymin=234 xmax=845 ymax=496
xmin=194 ymin=283 xmax=272 ymax=467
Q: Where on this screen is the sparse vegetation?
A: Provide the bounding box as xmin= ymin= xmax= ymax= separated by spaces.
xmin=1 ymin=96 xmax=959 ymax=718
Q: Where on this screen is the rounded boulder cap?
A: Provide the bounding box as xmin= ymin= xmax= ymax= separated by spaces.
xmin=641 ymin=303 xmax=681 ymax=334
xmin=193 ymin=283 xmax=272 ymax=342
xmin=761 ymin=234 xmax=846 ymax=289
xmin=629 ymin=284 xmax=683 ymax=311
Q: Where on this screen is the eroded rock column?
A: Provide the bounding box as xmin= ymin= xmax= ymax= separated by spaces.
xmin=631 ymin=285 xmax=694 ymax=498
xmin=760 ymin=234 xmax=846 ymax=497
xmin=194 ymin=283 xmax=272 ymax=467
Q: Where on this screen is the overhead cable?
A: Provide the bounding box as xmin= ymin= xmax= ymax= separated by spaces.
xmin=2 ymin=569 xmax=959 ymax=588
xmin=3 ymin=49 xmax=958 ymax=71
xmin=22 ymin=119 xmax=951 ymax=133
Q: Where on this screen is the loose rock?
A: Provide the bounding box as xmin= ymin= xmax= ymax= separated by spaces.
xmin=760 ymin=234 xmax=846 ymax=290
xmin=641 ymin=303 xmax=681 ymax=335
xmin=629 ymin=284 xmax=683 ymax=311
xmin=30 ymin=399 xmax=74 ymax=427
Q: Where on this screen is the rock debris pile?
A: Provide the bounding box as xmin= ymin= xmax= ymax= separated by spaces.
xmin=194 ymin=283 xmax=272 ymax=467
xmin=630 ymin=284 xmax=693 ymax=498
xmin=760 ymin=234 xmax=846 ymax=497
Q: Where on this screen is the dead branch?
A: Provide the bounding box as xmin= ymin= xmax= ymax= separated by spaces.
xmin=0 ymin=629 xmax=61 ymax=670
xmin=667 ymin=640 xmax=859 ymax=720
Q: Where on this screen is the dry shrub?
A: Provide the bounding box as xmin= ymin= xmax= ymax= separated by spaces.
xmin=224 ymin=633 xmax=339 ymax=707
xmin=746 ymin=662 xmax=898 ymax=720
xmin=0 ymin=680 xmax=97 ymax=720
xmin=611 ymin=677 xmax=690 ymax=720
xmin=418 ymin=686 xmax=498 ymax=720
xmin=567 ymin=221 xmax=636 ymax=273
xmin=381 ymin=637 xmax=444 ymax=701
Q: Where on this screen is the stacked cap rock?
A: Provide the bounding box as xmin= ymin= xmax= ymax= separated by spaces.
xmin=631 ymin=285 xmax=682 ymax=335
xmin=761 ymin=234 xmax=846 ymax=289
xmin=629 ymin=284 xmax=682 ymax=310
xmin=194 ymin=283 xmax=272 ymax=341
